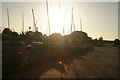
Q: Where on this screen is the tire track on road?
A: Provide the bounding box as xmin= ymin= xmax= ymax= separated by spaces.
xmin=82 ymin=51 xmax=117 ymax=78
xmin=70 ymin=59 xmax=87 ymax=78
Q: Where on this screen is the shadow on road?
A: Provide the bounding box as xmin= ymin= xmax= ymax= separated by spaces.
xmin=10 ymin=47 xmax=93 ymax=78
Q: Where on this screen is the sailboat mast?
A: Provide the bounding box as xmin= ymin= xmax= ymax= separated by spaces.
xmin=22 ymin=12 xmax=24 ymax=32
xmin=32 ymin=9 xmax=36 ymax=32
xmin=46 ymin=0 xmax=50 ymax=35
xmin=63 ymin=26 xmax=64 ymax=35
xmin=40 ymin=21 xmax=42 ymax=32
xmin=71 ymin=7 xmax=75 ymax=33
xmin=70 ymin=7 xmax=72 ymax=33
xmin=63 ymin=9 xmax=67 ymax=35
xmin=58 ymin=0 xmax=64 ymax=35
xmin=58 ymin=0 xmax=61 ymax=11
xmin=72 ymin=7 xmax=75 ymax=31
xmin=7 ymin=8 xmax=10 ymax=29
xmin=71 ymin=7 xmax=76 ymax=33
xmin=80 ymin=18 xmax=82 ymax=32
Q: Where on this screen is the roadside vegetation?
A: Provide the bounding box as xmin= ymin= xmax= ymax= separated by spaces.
xmin=2 ymin=28 xmax=120 ymax=78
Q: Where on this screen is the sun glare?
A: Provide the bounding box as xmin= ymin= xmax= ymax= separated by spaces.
xmin=50 ymin=8 xmax=65 ymax=35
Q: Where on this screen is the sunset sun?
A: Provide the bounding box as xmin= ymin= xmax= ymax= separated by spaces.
xmin=50 ymin=8 xmax=65 ymax=35
xmin=1 ymin=1 xmax=119 ymax=79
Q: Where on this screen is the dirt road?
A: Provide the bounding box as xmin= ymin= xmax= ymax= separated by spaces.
xmin=12 ymin=47 xmax=118 ymax=78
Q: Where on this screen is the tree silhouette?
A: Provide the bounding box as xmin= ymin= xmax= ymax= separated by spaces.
xmin=70 ymin=31 xmax=89 ymax=43
xmin=33 ymin=31 xmax=42 ymax=42
xmin=49 ymin=33 xmax=64 ymax=42
xmin=99 ymin=36 xmax=103 ymax=41
xmin=114 ymin=38 xmax=120 ymax=47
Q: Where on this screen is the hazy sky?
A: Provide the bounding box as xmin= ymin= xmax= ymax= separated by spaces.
xmin=1 ymin=2 xmax=119 ymax=40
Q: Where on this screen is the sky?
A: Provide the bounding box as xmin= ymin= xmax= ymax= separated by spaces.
xmin=1 ymin=1 xmax=119 ymax=40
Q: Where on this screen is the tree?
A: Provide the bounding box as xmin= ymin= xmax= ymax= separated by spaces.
xmin=114 ymin=38 xmax=120 ymax=47
xmin=98 ymin=36 xmax=103 ymax=47
xmin=70 ymin=31 xmax=88 ymax=42
xmin=99 ymin=36 xmax=103 ymax=41
xmin=49 ymin=33 xmax=64 ymax=42
xmin=2 ymin=28 xmax=12 ymax=41
xmin=95 ymin=38 xmax=97 ymax=41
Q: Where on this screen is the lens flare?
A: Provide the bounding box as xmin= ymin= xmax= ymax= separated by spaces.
xmin=59 ymin=60 xmax=62 ymax=64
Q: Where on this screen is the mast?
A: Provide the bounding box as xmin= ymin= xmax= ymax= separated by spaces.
xmin=7 ymin=8 xmax=10 ymax=29
xmin=80 ymin=18 xmax=82 ymax=32
xmin=22 ymin=12 xmax=24 ymax=32
xmin=32 ymin=9 xmax=36 ymax=32
xmin=70 ymin=7 xmax=75 ymax=33
xmin=46 ymin=0 xmax=50 ymax=35
xmin=63 ymin=26 xmax=64 ymax=35
xmin=72 ymin=7 xmax=75 ymax=31
xmin=70 ymin=7 xmax=73 ymax=33
xmin=58 ymin=0 xmax=61 ymax=11
xmin=40 ymin=21 xmax=42 ymax=32
xmin=68 ymin=29 xmax=69 ymax=34
xmin=63 ymin=9 xmax=67 ymax=35
xmin=70 ymin=12 xmax=72 ymax=34
xmin=58 ymin=0 xmax=64 ymax=35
